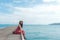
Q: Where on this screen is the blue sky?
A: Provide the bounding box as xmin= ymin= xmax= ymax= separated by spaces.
xmin=0 ymin=0 xmax=60 ymax=24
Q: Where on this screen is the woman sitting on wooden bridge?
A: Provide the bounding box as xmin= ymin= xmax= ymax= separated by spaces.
xmin=13 ymin=21 xmax=26 ymax=39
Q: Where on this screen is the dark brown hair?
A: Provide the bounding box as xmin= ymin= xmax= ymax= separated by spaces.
xmin=19 ymin=21 xmax=23 ymax=28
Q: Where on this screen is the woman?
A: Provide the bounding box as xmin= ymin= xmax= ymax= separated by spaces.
xmin=13 ymin=21 xmax=26 ymax=39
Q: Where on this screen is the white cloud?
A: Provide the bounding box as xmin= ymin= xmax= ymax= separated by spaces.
xmin=14 ymin=4 xmax=60 ymax=15
xmin=43 ymin=0 xmax=55 ymax=2
xmin=13 ymin=0 xmax=36 ymax=3
xmin=11 ymin=4 xmax=60 ymax=24
xmin=56 ymin=0 xmax=60 ymax=3
xmin=13 ymin=0 xmax=22 ymax=3
xmin=0 ymin=14 xmax=19 ymax=24
xmin=43 ymin=0 xmax=60 ymax=3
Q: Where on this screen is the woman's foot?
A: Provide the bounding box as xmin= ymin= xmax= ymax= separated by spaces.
xmin=24 ymin=36 xmax=26 ymax=39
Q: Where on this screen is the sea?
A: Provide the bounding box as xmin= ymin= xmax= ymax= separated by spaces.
xmin=0 ymin=24 xmax=60 ymax=40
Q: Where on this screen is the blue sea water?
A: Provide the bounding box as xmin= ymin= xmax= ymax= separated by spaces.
xmin=0 ymin=24 xmax=17 ymax=28
xmin=24 ymin=25 xmax=60 ymax=40
xmin=0 ymin=24 xmax=60 ymax=40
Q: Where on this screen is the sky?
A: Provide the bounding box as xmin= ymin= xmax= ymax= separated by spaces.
xmin=0 ymin=0 xmax=60 ymax=24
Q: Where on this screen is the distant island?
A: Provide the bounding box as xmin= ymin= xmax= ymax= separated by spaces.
xmin=50 ymin=23 xmax=60 ymax=25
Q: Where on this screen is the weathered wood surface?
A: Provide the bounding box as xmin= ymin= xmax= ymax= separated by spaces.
xmin=0 ymin=26 xmax=21 ymax=40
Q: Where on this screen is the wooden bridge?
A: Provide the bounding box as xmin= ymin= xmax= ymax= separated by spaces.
xmin=0 ymin=26 xmax=25 ymax=40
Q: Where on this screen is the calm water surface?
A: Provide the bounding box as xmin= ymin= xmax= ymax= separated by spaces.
xmin=24 ymin=25 xmax=60 ymax=40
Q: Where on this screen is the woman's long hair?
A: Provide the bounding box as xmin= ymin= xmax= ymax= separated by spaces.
xmin=19 ymin=21 xmax=23 ymax=28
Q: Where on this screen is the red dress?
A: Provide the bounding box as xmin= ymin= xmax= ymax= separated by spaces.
xmin=13 ymin=26 xmax=25 ymax=35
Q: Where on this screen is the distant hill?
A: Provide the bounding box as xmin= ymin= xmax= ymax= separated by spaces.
xmin=50 ymin=23 xmax=60 ymax=25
